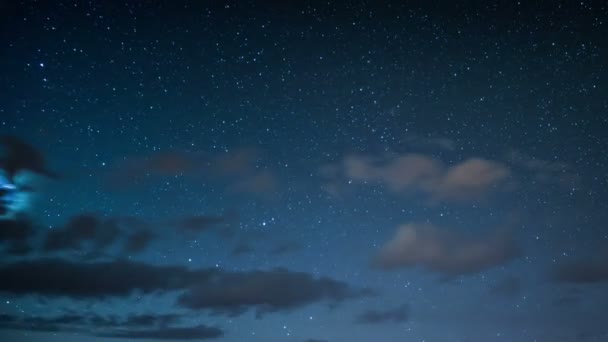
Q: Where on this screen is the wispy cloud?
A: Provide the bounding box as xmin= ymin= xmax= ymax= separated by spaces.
xmin=355 ymin=303 xmax=409 ymax=324
xmin=106 ymin=147 xmax=280 ymax=197
xmin=552 ymin=254 xmax=608 ymax=284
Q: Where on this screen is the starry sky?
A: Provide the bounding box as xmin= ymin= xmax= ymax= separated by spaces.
xmin=0 ymin=1 xmax=607 ymax=342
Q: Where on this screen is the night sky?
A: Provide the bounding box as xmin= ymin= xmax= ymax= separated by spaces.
xmin=0 ymin=1 xmax=607 ymax=342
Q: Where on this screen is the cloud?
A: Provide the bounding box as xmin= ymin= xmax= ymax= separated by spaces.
xmin=507 ymin=150 xmax=578 ymax=186
xmin=25 ymin=315 xmax=87 ymax=325
xmin=372 ymin=223 xmax=519 ymax=277
xmin=44 ymin=214 xmax=121 ymax=252
xmin=0 ymin=181 xmax=16 ymax=217
xmin=231 ymin=241 xmax=254 ymax=256
xmin=214 ymin=149 xmax=279 ymax=196
xmin=120 ymin=314 xmax=180 ymax=327
xmin=123 ymin=229 xmax=155 ymax=254
xmin=0 ymin=218 xmax=34 ymax=255
xmin=0 ymin=314 xmax=86 ymax=333
xmin=270 ymin=240 xmax=303 ymax=255
xmin=177 ymin=268 xmax=372 ymax=317
xmin=304 ymin=339 xmax=329 ymax=342
xmin=1 ymin=213 xmax=160 ymax=258
xmin=355 ymin=303 xmax=409 ymax=324
xmin=175 ymin=215 xmax=228 ymax=233
xmin=0 ymin=258 xmax=209 ymax=298
xmin=214 ymin=147 xmax=260 ymax=175
xmin=85 ymin=313 xmax=181 ymax=328
xmin=136 ymin=152 xmax=198 ymax=176
xmin=107 ymin=151 xmax=200 ymax=187
xmin=323 ymin=153 xmax=510 ymax=202
xmin=0 ymin=313 xmax=222 ymax=340
xmin=0 ymin=259 xmax=369 ymax=317
xmin=107 ymin=148 xmax=280 ymax=196
xmin=97 ymin=325 xmax=223 ymax=340
xmin=87 ymin=313 xmax=183 ymax=328
xmin=0 ymin=314 xmax=16 ymax=323
xmin=41 ymin=212 xmax=235 ymax=257
xmin=117 ymin=216 xmax=155 ymax=245
xmin=172 ymin=212 xmax=242 ymax=241
xmin=42 ymin=214 xmax=154 ymax=256
xmin=0 ymin=316 xmax=72 ymax=333
xmin=3 ymin=210 xmax=237 ymax=257
xmin=435 ymin=158 xmax=511 ymax=200
xmin=0 ymin=135 xmax=58 ymax=181
xmin=229 ymin=169 xmax=279 ymax=196
xmin=553 ymin=257 xmax=608 ymax=284
xmin=0 ymin=136 xmax=58 ymax=218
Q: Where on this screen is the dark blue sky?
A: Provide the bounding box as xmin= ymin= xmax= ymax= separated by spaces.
xmin=1 ymin=1 xmax=607 ymax=342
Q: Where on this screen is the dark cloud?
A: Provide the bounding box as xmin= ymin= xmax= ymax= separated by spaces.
xmin=0 ymin=313 xmax=221 ymax=340
xmin=0 ymin=218 xmax=34 ymax=254
xmin=553 ymin=257 xmax=608 ymax=284
xmin=0 ymin=212 xmax=159 ymax=258
xmin=229 ymin=169 xmax=279 ymax=196
xmin=4 ymin=211 xmax=234 ymax=258
xmin=231 ymin=241 xmax=254 ymax=256
xmin=85 ymin=313 xmax=180 ymax=329
xmin=4 ymin=240 xmax=32 ymax=255
xmin=88 ymin=314 xmax=120 ymax=327
xmin=322 ymin=153 xmax=510 ymax=202
xmin=177 ymin=268 xmax=372 ymax=317
xmin=355 ymin=303 xmax=409 ymax=324
xmin=0 ymin=258 xmax=210 ymax=298
xmin=97 ymin=324 xmax=224 ymax=340
xmin=0 ymin=218 xmax=33 ymax=241
xmin=0 ymin=314 xmax=16 ymax=323
xmin=0 ymin=314 xmax=84 ymax=334
xmin=123 ymin=229 xmax=155 ymax=254
xmin=172 ymin=212 xmax=240 ymax=241
xmin=270 ymin=240 xmax=303 ymax=255
xmin=42 ymin=214 xmax=155 ymax=256
xmin=23 ymin=314 xmax=87 ymax=326
xmin=121 ymin=314 xmax=180 ymax=327
xmin=0 ymin=258 xmax=368 ymax=317
xmin=0 ymin=135 xmax=58 ymax=181
xmin=44 ymin=214 xmax=121 ymax=252
xmin=489 ymin=276 xmax=522 ymax=297
xmin=373 ymin=223 xmax=519 ymax=277
xmin=175 ymin=215 xmax=227 ymax=233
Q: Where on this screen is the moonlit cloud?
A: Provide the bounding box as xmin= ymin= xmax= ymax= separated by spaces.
xmin=323 ymin=153 xmax=510 ymax=202
xmin=373 ymin=223 xmax=519 ymax=277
